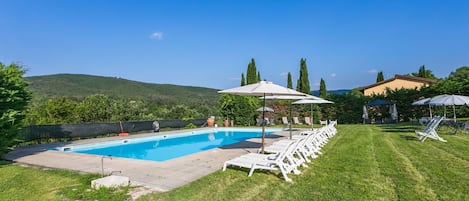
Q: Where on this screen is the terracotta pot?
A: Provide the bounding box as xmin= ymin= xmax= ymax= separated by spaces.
xmin=207 ymin=118 xmax=214 ymax=127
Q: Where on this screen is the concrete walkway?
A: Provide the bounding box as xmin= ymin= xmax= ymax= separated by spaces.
xmin=4 ymin=128 xmax=300 ymax=192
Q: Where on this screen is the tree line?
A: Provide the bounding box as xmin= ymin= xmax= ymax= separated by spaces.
xmin=24 ymin=95 xmax=216 ymax=125
xmin=2 ymin=60 xmax=469 ymax=153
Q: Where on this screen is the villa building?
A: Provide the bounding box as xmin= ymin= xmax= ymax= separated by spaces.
xmin=361 ymin=74 xmax=436 ymax=96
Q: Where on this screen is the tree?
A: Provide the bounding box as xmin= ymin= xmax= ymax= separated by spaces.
xmin=166 ymin=104 xmax=201 ymax=120
xmin=411 ymin=65 xmax=437 ymax=79
xmin=42 ymin=97 xmax=78 ymax=124
xmin=376 ymin=71 xmax=384 ymax=82
xmin=434 ymin=66 xmax=469 ymax=94
xmin=257 ymin=71 xmax=261 ymax=82
xmin=0 ymin=62 xmax=31 ymax=153
xmin=240 ymin=73 xmax=246 ymax=86
xmin=296 ymin=58 xmax=311 ymax=94
xmin=219 ymin=94 xmax=258 ymax=126
xmin=319 ymin=78 xmax=327 ymax=98
xmin=287 ymin=72 xmax=293 ymax=89
xmin=76 ymin=94 xmax=113 ymax=122
xmin=246 ymin=58 xmax=258 ymax=84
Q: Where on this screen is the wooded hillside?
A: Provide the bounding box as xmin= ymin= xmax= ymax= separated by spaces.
xmin=26 ymin=74 xmax=220 ymax=105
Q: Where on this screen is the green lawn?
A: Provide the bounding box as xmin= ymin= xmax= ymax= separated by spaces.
xmin=0 ymin=161 xmax=130 ymax=201
xmin=2 ymin=124 xmax=469 ymax=200
xmin=141 ymin=124 xmax=469 ymax=201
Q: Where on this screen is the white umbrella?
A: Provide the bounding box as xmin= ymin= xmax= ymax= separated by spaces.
xmin=428 ymin=94 xmax=469 ymax=105
xmin=390 ymin=104 xmax=398 ymax=121
xmin=292 ymin=97 xmax=333 ymax=129
xmin=256 ymin=106 xmax=274 ymax=112
xmin=412 ymin=97 xmax=433 ymax=118
xmin=362 ymin=105 xmax=369 ymax=124
xmin=218 ymin=81 xmax=308 ymax=153
xmin=428 ymin=94 xmax=469 ymax=120
xmin=263 ymin=94 xmax=313 ymax=138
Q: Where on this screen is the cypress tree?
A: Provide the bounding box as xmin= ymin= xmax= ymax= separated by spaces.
xmin=246 ymin=58 xmax=258 ymax=84
xmin=418 ymin=65 xmax=426 ymax=77
xmin=319 ymin=78 xmax=327 ymax=98
xmin=296 ymin=58 xmax=311 ymax=94
xmin=376 ymin=71 xmax=384 ymax=82
xmin=257 ymin=71 xmax=261 ymax=82
xmin=287 ymin=72 xmax=293 ymax=89
xmin=240 ymin=73 xmax=246 ymax=86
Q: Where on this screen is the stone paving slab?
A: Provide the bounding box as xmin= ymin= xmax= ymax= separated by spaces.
xmin=4 ymin=128 xmax=301 ymax=192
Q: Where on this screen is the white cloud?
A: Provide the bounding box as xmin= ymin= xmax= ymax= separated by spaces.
xmin=280 ymin=72 xmax=289 ymax=77
xmin=368 ymin=69 xmax=378 ymax=74
xmin=149 ymin=32 xmax=163 ymax=40
xmin=330 ymin=73 xmax=336 ymax=78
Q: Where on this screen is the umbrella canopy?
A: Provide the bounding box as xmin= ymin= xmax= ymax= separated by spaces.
xmin=292 ymin=98 xmax=333 ymax=104
xmin=412 ymin=98 xmax=432 ymax=106
xmin=428 ymin=94 xmax=469 ymax=120
xmin=218 ymin=81 xmax=308 ymax=153
xmin=390 ymin=104 xmax=398 ymax=121
xmin=218 ymin=81 xmax=306 ymax=96
xmin=256 ymin=106 xmax=274 ymax=112
xmin=362 ymin=105 xmax=369 ymax=123
xmin=412 ymin=97 xmax=434 ymax=118
xmin=428 ymin=94 xmax=469 ymax=106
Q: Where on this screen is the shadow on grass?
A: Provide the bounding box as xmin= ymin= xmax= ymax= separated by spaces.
xmin=224 ymin=166 xmax=287 ymax=181
xmin=0 ymin=160 xmax=11 ymax=167
xmin=399 ymin=135 xmax=420 ymax=141
xmin=376 ymin=124 xmax=421 ymax=133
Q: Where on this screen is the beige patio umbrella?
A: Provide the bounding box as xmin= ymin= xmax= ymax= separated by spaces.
xmin=218 ymin=81 xmax=308 ymax=153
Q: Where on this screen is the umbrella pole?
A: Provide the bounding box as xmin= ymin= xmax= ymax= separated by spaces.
xmin=453 ymin=105 xmax=456 ymax=122
xmin=444 ymin=106 xmax=447 ymax=118
xmin=289 ymin=100 xmax=293 ymax=139
xmin=429 ymin=105 xmax=432 ymax=118
xmin=261 ymin=94 xmax=266 ymax=154
xmin=310 ymin=104 xmax=313 ymax=130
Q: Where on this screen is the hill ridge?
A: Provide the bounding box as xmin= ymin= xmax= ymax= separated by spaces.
xmin=26 ymin=74 xmax=219 ymax=105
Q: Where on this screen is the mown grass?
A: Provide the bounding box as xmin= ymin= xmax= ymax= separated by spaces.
xmin=0 ymin=161 xmax=130 ymax=201
xmin=140 ymin=124 xmax=469 ymax=201
xmin=2 ymin=124 xmax=469 ymax=200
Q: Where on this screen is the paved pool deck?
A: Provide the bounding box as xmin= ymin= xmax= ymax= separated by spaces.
xmin=4 ymin=128 xmax=302 ymax=192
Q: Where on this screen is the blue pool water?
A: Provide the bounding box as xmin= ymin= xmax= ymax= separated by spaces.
xmin=55 ymin=128 xmax=280 ymax=162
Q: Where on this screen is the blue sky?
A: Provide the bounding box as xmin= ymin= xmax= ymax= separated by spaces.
xmin=1 ymin=0 xmax=468 ymax=90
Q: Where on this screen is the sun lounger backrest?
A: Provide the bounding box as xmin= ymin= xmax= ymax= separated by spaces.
xmin=424 ymin=116 xmax=442 ymax=132
xmin=282 ymin=117 xmax=289 ymax=125
xmin=276 ymin=138 xmax=302 ymax=163
xmin=304 ymin=117 xmax=311 ymax=125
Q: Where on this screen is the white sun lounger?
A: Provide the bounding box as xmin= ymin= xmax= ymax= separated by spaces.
xmin=222 ymin=138 xmax=301 ymax=182
xmin=304 ymin=117 xmax=312 ymax=126
xmin=293 ymin=117 xmax=303 ymax=125
xmin=416 ymin=116 xmax=446 ymax=142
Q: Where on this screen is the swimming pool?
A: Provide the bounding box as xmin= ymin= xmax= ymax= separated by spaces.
xmin=55 ymin=128 xmax=280 ymax=162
